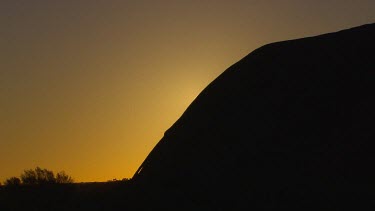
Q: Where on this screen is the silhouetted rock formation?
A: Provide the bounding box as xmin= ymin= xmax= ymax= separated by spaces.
xmin=132 ymin=23 xmax=375 ymax=209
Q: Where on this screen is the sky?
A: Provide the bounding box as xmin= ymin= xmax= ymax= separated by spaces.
xmin=1 ymin=0 xmax=375 ymax=182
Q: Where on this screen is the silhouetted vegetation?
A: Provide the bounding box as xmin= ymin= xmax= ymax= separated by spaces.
xmin=55 ymin=171 xmax=74 ymax=184
xmin=3 ymin=167 xmax=74 ymax=187
xmin=21 ymin=167 xmax=55 ymax=185
xmin=4 ymin=177 xmax=21 ymax=186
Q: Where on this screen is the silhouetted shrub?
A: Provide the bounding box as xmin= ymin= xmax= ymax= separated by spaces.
xmin=56 ymin=171 xmax=74 ymax=183
xmin=19 ymin=167 xmax=74 ymax=185
xmin=4 ymin=177 xmax=21 ymax=186
xmin=21 ymin=169 xmax=37 ymax=184
xmin=21 ymin=167 xmax=55 ymax=185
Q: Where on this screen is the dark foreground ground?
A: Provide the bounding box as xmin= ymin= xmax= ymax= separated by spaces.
xmin=0 ymin=181 xmax=135 ymax=211
xmin=1 ymin=180 xmax=375 ymax=210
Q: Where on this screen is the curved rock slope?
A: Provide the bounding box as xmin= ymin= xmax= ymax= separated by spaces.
xmin=132 ymin=23 xmax=375 ymax=209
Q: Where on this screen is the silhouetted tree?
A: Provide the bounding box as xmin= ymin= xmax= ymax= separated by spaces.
xmin=21 ymin=167 xmax=55 ymax=185
xmin=56 ymin=171 xmax=74 ymax=183
xmin=2 ymin=167 xmax=74 ymax=188
xmin=21 ymin=169 xmax=37 ymax=185
xmin=4 ymin=177 xmax=21 ymax=186
xmin=35 ymin=167 xmax=55 ymax=184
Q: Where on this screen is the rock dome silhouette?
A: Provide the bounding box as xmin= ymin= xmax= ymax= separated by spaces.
xmin=131 ymin=23 xmax=375 ymax=209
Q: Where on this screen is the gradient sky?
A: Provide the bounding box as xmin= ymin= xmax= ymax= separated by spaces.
xmin=1 ymin=0 xmax=375 ymax=182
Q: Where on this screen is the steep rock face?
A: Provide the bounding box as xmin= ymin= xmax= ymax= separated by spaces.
xmin=132 ymin=24 xmax=375 ymax=209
